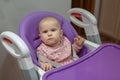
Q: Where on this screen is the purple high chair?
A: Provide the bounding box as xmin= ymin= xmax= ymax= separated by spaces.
xmin=19 ymin=11 xmax=90 ymax=68
xmin=19 ymin=11 xmax=120 ymax=80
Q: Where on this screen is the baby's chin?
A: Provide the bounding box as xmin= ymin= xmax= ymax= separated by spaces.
xmin=45 ymin=42 xmax=61 ymax=47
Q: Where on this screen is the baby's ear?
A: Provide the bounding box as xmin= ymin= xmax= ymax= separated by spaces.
xmin=60 ymin=29 xmax=63 ymax=35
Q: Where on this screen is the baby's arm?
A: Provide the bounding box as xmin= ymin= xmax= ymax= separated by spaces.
xmin=37 ymin=49 xmax=53 ymax=71
xmin=72 ymin=36 xmax=85 ymax=53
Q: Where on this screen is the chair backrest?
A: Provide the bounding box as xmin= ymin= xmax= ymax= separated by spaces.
xmin=19 ymin=11 xmax=90 ymax=67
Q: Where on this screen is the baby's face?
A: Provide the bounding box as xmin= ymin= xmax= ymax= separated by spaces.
xmin=39 ymin=17 xmax=63 ymax=47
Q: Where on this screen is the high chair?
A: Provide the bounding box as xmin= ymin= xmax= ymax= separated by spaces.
xmin=1 ymin=8 xmax=120 ymax=80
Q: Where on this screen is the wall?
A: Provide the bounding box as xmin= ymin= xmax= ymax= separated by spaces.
xmin=0 ymin=0 xmax=71 ymax=80
xmin=0 ymin=0 xmax=71 ymax=33
xmin=94 ymin=0 xmax=101 ymax=20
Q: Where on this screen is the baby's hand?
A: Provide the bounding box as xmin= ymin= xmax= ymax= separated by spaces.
xmin=74 ymin=36 xmax=85 ymax=47
xmin=41 ymin=62 xmax=53 ymax=71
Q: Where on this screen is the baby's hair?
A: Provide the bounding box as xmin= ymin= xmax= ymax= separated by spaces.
xmin=39 ymin=16 xmax=61 ymax=28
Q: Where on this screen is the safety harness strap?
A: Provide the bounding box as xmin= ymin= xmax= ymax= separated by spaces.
xmin=72 ymin=47 xmax=79 ymax=60
xmin=37 ymin=53 xmax=61 ymax=68
xmin=37 ymin=47 xmax=79 ymax=68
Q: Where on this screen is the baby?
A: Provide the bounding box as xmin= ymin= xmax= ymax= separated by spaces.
xmin=37 ymin=16 xmax=85 ymax=71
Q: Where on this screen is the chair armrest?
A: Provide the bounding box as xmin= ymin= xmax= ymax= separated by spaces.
xmin=84 ymin=40 xmax=100 ymax=50
xmin=34 ymin=65 xmax=45 ymax=80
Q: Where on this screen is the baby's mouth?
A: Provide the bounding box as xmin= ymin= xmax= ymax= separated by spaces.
xmin=48 ymin=38 xmax=54 ymax=40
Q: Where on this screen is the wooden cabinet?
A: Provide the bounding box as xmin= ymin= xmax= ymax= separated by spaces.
xmin=72 ymin=0 xmax=95 ymax=14
xmin=71 ymin=0 xmax=95 ymax=37
xmin=99 ymin=0 xmax=120 ymax=41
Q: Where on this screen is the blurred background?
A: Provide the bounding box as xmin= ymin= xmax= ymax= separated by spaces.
xmin=72 ymin=0 xmax=120 ymax=45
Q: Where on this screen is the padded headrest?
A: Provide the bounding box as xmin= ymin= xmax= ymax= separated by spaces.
xmin=19 ymin=11 xmax=78 ymax=49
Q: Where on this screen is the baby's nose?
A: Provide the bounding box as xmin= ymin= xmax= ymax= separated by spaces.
xmin=48 ymin=31 xmax=52 ymax=36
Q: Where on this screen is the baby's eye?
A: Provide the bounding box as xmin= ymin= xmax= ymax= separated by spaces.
xmin=42 ymin=30 xmax=48 ymax=33
xmin=51 ymin=29 xmax=56 ymax=32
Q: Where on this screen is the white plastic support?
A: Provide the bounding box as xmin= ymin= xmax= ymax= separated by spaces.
xmin=67 ymin=8 xmax=97 ymax=28
xmin=0 ymin=31 xmax=35 ymax=69
xmin=84 ymin=40 xmax=100 ymax=50
xmin=0 ymin=31 xmax=29 ymax=58
xmin=34 ymin=65 xmax=45 ymax=80
xmin=67 ymin=8 xmax=102 ymax=44
xmin=0 ymin=31 xmax=39 ymax=80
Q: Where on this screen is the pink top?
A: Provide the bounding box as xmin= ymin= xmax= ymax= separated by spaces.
xmin=37 ymin=36 xmax=82 ymax=65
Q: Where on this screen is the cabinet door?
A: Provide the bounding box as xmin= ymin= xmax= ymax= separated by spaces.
xmin=71 ymin=0 xmax=95 ymax=36
xmin=116 ymin=5 xmax=120 ymax=40
xmin=99 ymin=0 xmax=120 ymax=39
